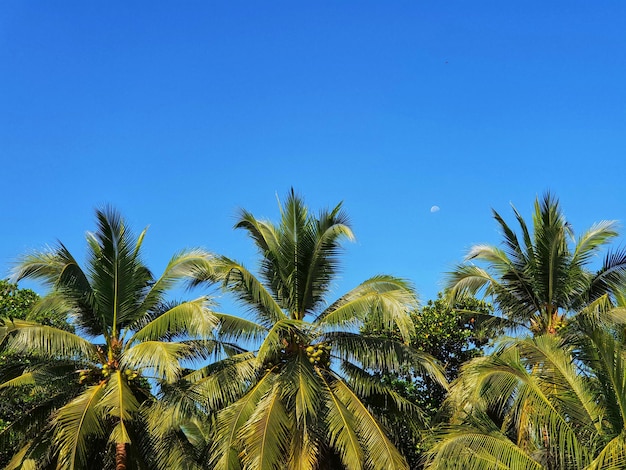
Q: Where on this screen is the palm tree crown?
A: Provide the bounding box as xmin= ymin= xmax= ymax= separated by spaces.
xmin=184 ymin=190 xmax=444 ymax=470
xmin=447 ymin=192 xmax=626 ymax=335
xmin=0 ymin=208 xmax=216 ymax=469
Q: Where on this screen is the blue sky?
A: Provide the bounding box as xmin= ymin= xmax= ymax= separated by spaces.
xmin=2 ymin=2 xmax=625 ymax=306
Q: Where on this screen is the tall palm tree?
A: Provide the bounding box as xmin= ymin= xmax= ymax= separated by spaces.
xmin=0 ymin=208 xmax=217 ymax=470
xmin=447 ymin=192 xmax=626 ymax=335
xmin=183 ymin=190 xmax=445 ymax=470
xmin=423 ymin=322 xmax=626 ymax=469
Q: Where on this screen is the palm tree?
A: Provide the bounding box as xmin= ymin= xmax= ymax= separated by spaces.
xmin=447 ymin=192 xmax=626 ymax=335
xmin=182 ymin=189 xmax=445 ymax=470
xmin=0 ymin=208 xmax=217 ymax=470
xmin=423 ymin=322 xmax=626 ymax=469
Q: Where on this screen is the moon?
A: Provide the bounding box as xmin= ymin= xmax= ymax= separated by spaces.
xmin=430 ymin=205 xmax=440 ymax=213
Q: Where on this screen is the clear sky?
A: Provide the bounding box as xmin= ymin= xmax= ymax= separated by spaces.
xmin=2 ymin=2 xmax=625 ymax=306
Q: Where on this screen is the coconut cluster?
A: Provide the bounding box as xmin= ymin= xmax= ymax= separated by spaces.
xmin=305 ymin=343 xmax=331 ymax=367
xmin=78 ymin=364 xmax=139 ymax=384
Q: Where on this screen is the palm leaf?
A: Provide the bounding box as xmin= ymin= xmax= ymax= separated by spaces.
xmin=317 ymin=370 xmax=363 ymax=470
xmin=238 ymin=384 xmax=290 ymax=470
xmin=54 ymin=382 xmax=107 ymax=470
xmin=424 ymin=426 xmax=543 ymax=470
xmin=317 ymin=275 xmax=417 ymax=342
xmin=332 ymin=379 xmax=408 ymax=469
xmin=121 ymin=341 xmax=190 ymax=382
xmin=129 ymin=297 xmax=218 ymax=343
xmin=98 ymin=370 xmax=140 ymax=444
xmin=209 ymin=369 xmax=275 ymax=470
xmin=2 ymin=318 xmax=96 ymax=360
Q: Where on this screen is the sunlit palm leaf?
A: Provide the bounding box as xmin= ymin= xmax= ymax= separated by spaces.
xmin=317 ymin=275 xmax=417 ymax=342
xmin=332 ymin=379 xmax=409 ymax=470
xmin=214 ymin=312 xmax=268 ymax=343
xmin=425 ymin=427 xmax=543 ymax=470
xmin=239 ymin=384 xmax=291 ymax=470
xmin=317 ymin=370 xmax=363 ymax=470
xmin=122 ymin=341 xmax=190 ymax=382
xmin=54 ymin=382 xmax=107 ymax=470
xmin=209 ymin=370 xmax=276 ymax=470
xmin=98 ymin=370 xmax=140 ymax=444
xmin=2 ymin=319 xmax=96 ymax=360
xmin=217 ymin=257 xmax=287 ymax=326
xmin=129 ymin=297 xmax=217 ymax=343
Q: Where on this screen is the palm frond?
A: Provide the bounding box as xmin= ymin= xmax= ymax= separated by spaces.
xmin=183 ymin=353 xmax=260 ymax=412
xmin=2 ymin=318 xmax=96 ymax=360
xmin=424 ymin=426 xmax=543 ymax=470
xmin=317 ymin=275 xmax=417 ymax=342
xmin=53 ymin=382 xmax=107 ymax=470
xmin=332 ymin=378 xmax=408 ymax=469
xmin=256 ymin=318 xmax=308 ymax=365
xmin=572 ymin=220 xmax=619 ymax=266
xmin=139 ymin=249 xmax=216 ymax=314
xmin=586 ymin=432 xmax=626 ymax=470
xmin=98 ymin=370 xmax=140 ymax=444
xmin=213 ymin=312 xmax=268 ymax=343
xmin=208 ymin=369 xmax=275 ymax=470
xmin=317 ymin=370 xmax=364 ymax=470
xmin=86 ymin=208 xmax=152 ymax=334
xmin=216 ymin=257 xmax=287 ymax=326
xmin=129 ymin=297 xmax=218 ymax=343
xmin=122 ymin=341 xmax=190 ymax=382
xmin=238 ymin=384 xmax=291 ymax=470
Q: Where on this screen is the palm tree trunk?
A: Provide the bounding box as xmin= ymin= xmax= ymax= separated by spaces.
xmin=115 ymin=443 xmax=127 ymax=470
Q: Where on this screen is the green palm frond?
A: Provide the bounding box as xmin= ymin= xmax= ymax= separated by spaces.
xmin=183 ymin=352 xmax=259 ymax=411
xmin=98 ymin=370 xmax=141 ymax=445
xmin=139 ymin=248 xmax=216 ymax=314
xmin=340 ymin=362 xmax=426 ymax=421
xmin=209 ymin=370 xmax=276 ymax=470
xmin=2 ymin=318 xmax=96 ymax=360
xmin=317 ymin=370 xmax=364 ymax=470
xmin=446 ymin=193 xmax=623 ymax=336
xmin=323 ymin=331 xmax=447 ymax=387
xmin=287 ymin=424 xmax=320 ymax=470
xmin=238 ymin=384 xmax=291 ymax=470
xmin=300 ymin=205 xmax=353 ymax=319
xmin=586 ymin=432 xmax=626 ymax=470
xmin=317 ymin=275 xmax=417 ymax=342
xmin=129 ymin=297 xmax=218 ymax=343
xmin=588 ymin=248 xmax=626 ymax=303
xmin=425 ymin=426 xmax=543 ymax=470
xmin=14 ymin=244 xmax=88 ymax=291
xmin=25 ymin=291 xmax=74 ymax=325
xmin=214 ymin=312 xmax=268 ymax=343
xmin=217 ymin=257 xmax=287 ymax=326
xmin=54 ymin=382 xmax=107 ymax=470
xmin=86 ymin=208 xmax=152 ymax=335
xmin=121 ymin=341 xmax=190 ymax=382
xmin=256 ymin=318 xmax=308 ymax=364
xmin=332 ymin=378 xmax=409 ymax=469
xmin=572 ymin=221 xmax=619 ymax=266
xmin=5 ymin=442 xmax=34 ymax=470
xmin=516 ymin=336 xmax=602 ymax=433
xmin=583 ymin=327 xmax=626 ymax=433
xmin=282 ymin=355 xmax=323 ymax=470
xmin=446 ymin=340 xmax=591 ymax=468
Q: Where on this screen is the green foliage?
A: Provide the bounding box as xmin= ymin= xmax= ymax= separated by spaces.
xmin=411 ymin=294 xmax=493 ymax=413
xmin=0 ymin=280 xmax=75 ymax=467
xmin=0 ymin=280 xmax=39 ymax=320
